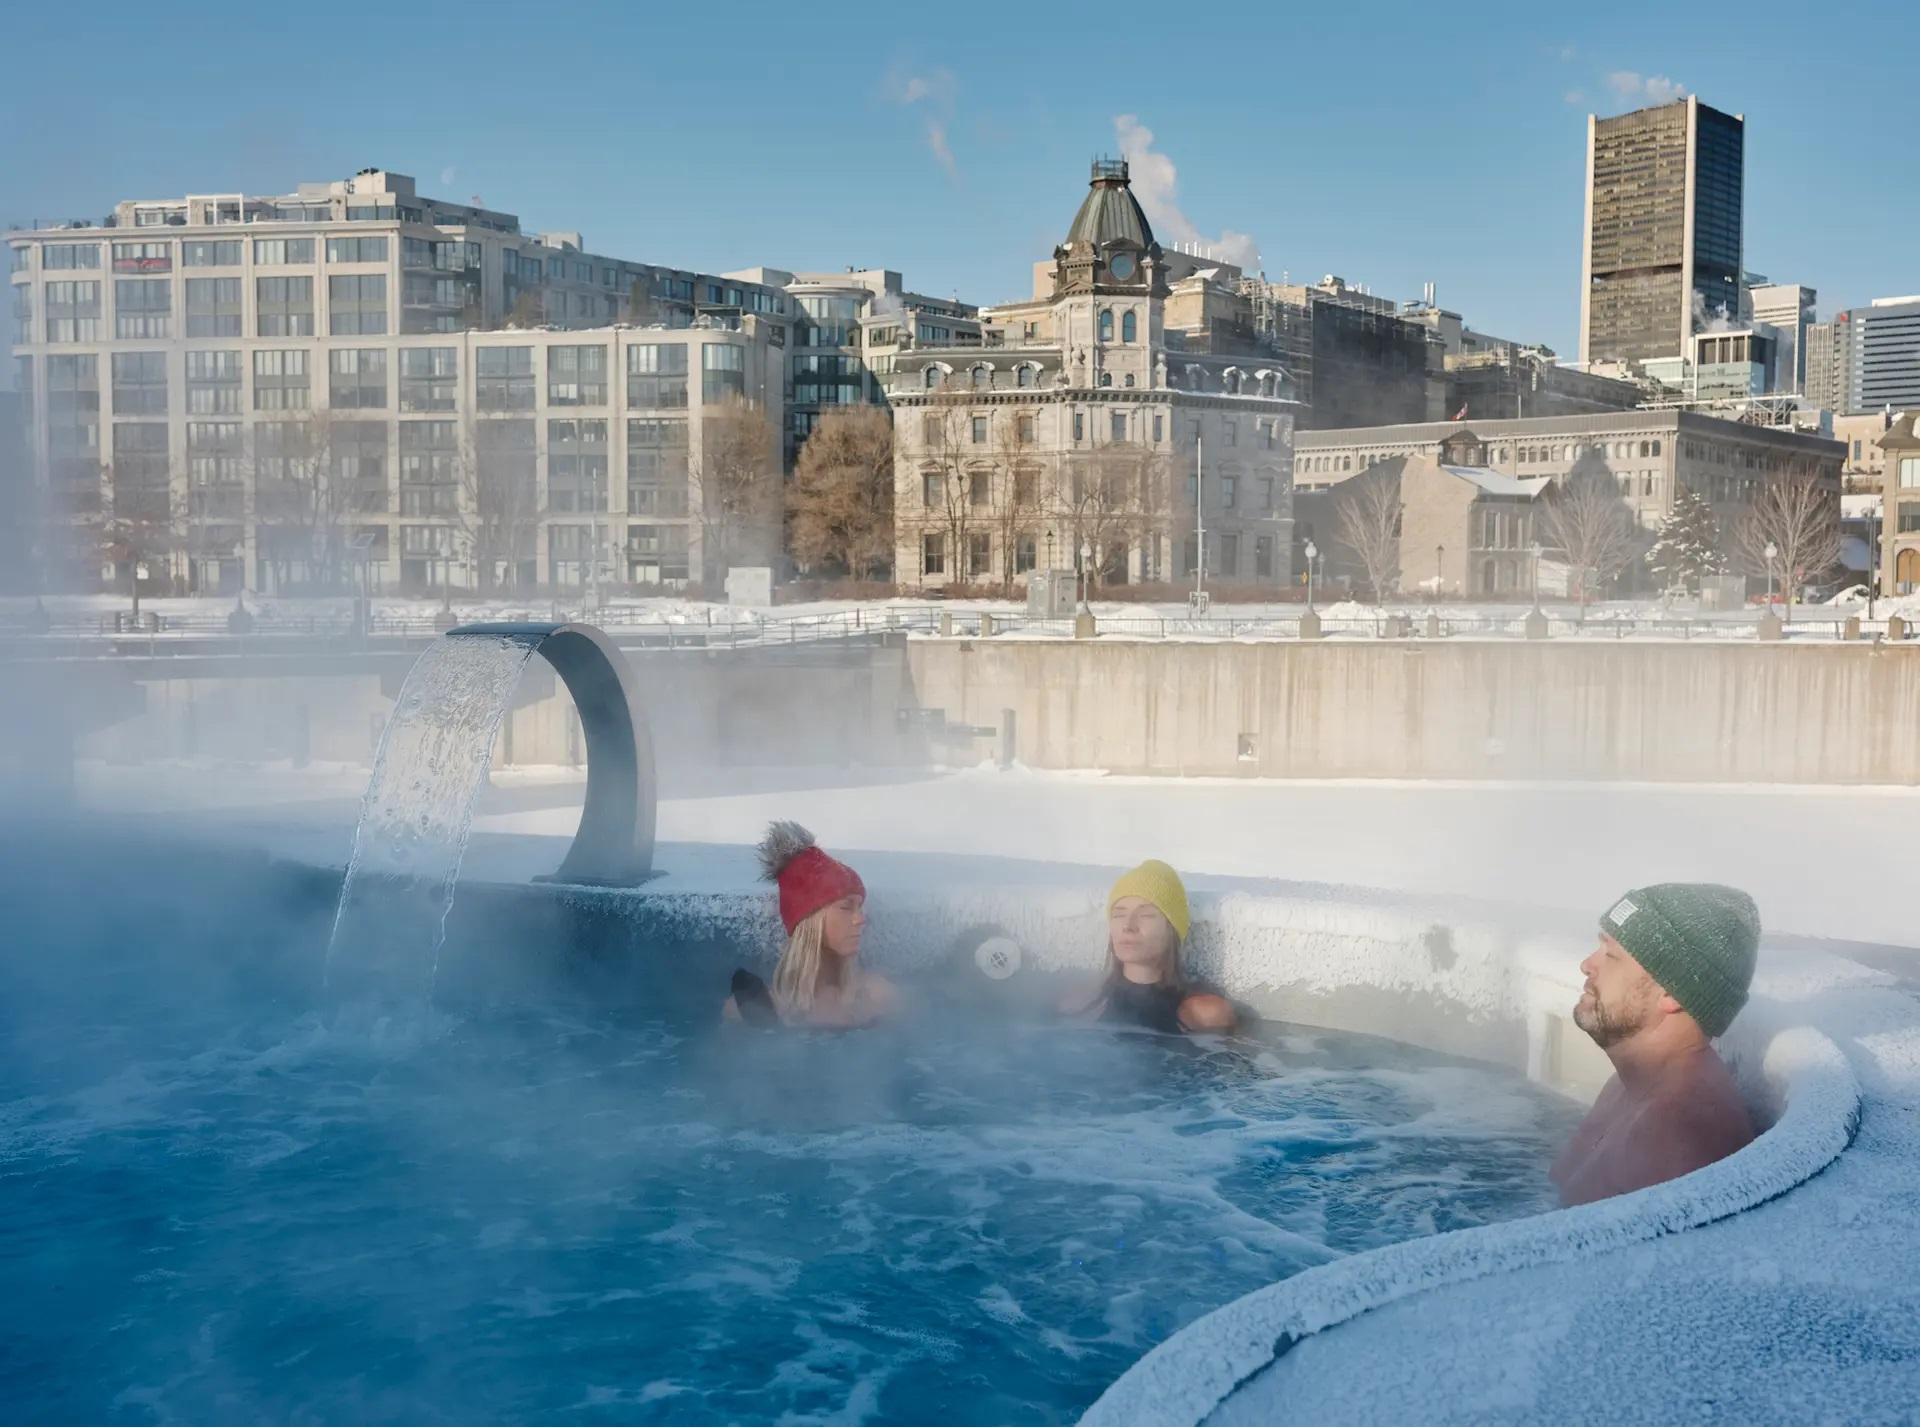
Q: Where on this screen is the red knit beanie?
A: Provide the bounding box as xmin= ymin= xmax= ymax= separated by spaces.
xmin=758 ymin=821 xmax=865 ymax=934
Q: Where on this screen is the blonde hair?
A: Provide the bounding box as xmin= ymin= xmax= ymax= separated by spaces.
xmin=771 ymin=907 xmax=855 ymax=1018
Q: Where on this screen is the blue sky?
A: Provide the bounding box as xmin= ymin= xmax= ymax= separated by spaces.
xmin=4 ymin=0 xmax=1912 ymax=364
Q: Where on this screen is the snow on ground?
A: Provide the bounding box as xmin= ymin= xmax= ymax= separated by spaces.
xmin=79 ymin=758 xmax=1920 ymax=950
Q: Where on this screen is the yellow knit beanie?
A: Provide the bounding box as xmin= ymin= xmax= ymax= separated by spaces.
xmin=1108 ymin=859 xmax=1191 ymax=941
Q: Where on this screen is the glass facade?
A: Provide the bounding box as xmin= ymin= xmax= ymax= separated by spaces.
xmin=477 ymin=347 xmax=536 ymax=411
xmin=328 ymin=349 xmax=388 ymax=410
xmin=110 ymin=351 xmax=168 ymax=415
xmin=627 ymin=345 xmax=688 ymax=407
xmin=253 ymin=350 xmax=310 ymax=411
xmin=184 ymin=350 xmax=243 ymax=415
xmin=114 ymin=278 xmax=171 ymax=339
xmin=701 ymin=343 xmax=745 ymax=404
xmin=184 ymin=277 xmax=243 ymax=337
xmin=256 ymin=276 xmax=315 ymax=336
xmin=399 ymin=348 xmax=458 ymax=412
xmin=548 ymin=345 xmax=607 ymax=406
xmin=548 ymin=418 xmax=609 ymax=511
xmin=328 ymin=274 xmax=387 ymax=335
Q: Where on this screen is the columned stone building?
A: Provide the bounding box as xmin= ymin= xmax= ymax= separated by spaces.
xmin=885 ymin=161 xmax=1297 ymax=590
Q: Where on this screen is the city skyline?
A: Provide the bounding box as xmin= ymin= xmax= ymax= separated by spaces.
xmin=3 ymin=0 xmax=1915 ymax=377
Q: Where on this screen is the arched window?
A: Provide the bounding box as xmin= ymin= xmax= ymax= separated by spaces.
xmin=1098 ymin=309 xmax=1114 ymax=342
xmin=1121 ymin=310 xmax=1137 ymax=343
xmin=1123 ymin=373 xmax=1135 ymax=388
xmin=971 ymin=364 xmax=990 ymax=390
xmin=1098 ymin=371 xmax=1113 ymax=388
xmin=1016 ymin=364 xmax=1033 ymax=388
xmin=925 ymin=366 xmax=944 ymax=391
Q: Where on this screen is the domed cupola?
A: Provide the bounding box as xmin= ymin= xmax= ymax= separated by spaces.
xmin=1053 ymin=158 xmax=1165 ymax=300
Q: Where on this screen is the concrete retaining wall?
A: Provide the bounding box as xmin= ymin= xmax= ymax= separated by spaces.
xmin=79 ymin=644 xmax=916 ymax=773
xmin=905 ymin=638 xmax=1920 ymax=783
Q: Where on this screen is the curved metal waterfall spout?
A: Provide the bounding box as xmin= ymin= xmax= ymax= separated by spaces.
xmin=448 ymin=621 xmax=657 ymax=886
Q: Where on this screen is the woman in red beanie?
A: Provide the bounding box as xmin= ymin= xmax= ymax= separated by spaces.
xmin=722 ymin=821 xmax=898 ymax=1028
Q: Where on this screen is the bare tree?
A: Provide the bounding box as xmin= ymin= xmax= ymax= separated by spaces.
xmin=1540 ymin=464 xmax=1638 ymax=606
xmin=690 ymin=395 xmax=781 ymax=585
xmin=912 ymin=391 xmax=980 ymax=587
xmin=1072 ymin=441 xmax=1166 ymax=590
xmin=1333 ymin=470 xmax=1402 ymax=602
xmin=252 ymin=412 xmax=357 ymax=593
xmin=987 ymin=410 xmax=1043 ymax=593
xmin=1733 ymin=469 xmax=1842 ymax=613
xmin=788 ymin=405 xmax=895 ymax=579
xmin=91 ymin=462 xmax=182 ymax=622
xmin=455 ymin=423 xmax=543 ymax=594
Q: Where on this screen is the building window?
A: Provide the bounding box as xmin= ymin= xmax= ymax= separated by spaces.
xmin=923 ymin=414 xmax=943 ymax=448
xmin=399 ymin=348 xmax=458 ymax=413
xmin=1223 ymin=420 xmax=1237 ymax=448
xmin=1073 ymin=411 xmax=1085 ymax=442
xmin=43 ymin=243 xmax=100 ymax=271
xmin=1015 ymin=534 xmax=1038 ymax=574
xmin=549 ymin=344 xmax=608 ymax=405
xmin=1221 ymin=474 xmax=1238 ymax=509
xmin=972 ymin=365 xmax=990 ymax=391
xmin=921 ymin=471 xmax=940 ymax=507
xmin=1124 ymin=373 xmax=1135 ymax=388
xmin=111 ymin=241 xmax=171 ymax=274
xmin=627 ymin=344 xmax=689 ymax=407
xmin=183 ymin=350 xmax=243 ymax=415
xmin=46 ymin=354 xmax=101 ymax=488
xmin=186 ymin=420 xmax=245 ymax=492
xmin=1110 ymin=411 xmax=1127 ymax=442
xmin=1098 ymin=309 xmax=1114 ymax=342
xmin=1017 ymin=365 xmax=1034 ymax=388
xmin=397 ymin=420 xmax=461 ymax=507
xmin=548 ymin=418 xmax=610 ymax=512
xmin=1016 ymin=414 xmax=1035 ymax=444
xmin=254 ymin=238 xmax=315 ymax=266
xmin=925 ymin=366 xmax=945 ymax=391
xmin=114 ymin=278 xmax=171 ymax=339
xmin=328 ymin=348 xmax=388 ymax=410
xmin=969 ymin=471 xmax=989 ymax=507
xmin=971 ymin=415 xmax=988 ymax=444
xmin=1219 ymin=532 xmax=1239 ymax=575
xmin=477 ymin=347 xmax=536 ymax=411
xmin=253 ymin=349 xmax=310 ymax=412
xmin=969 ymin=532 xmax=992 ymax=577
xmin=1099 ymin=372 xmax=1113 ymax=387
xmin=626 ymin=418 xmax=689 ymax=511
xmin=701 ymin=344 xmax=746 ymax=403
xmin=1122 ymin=310 xmax=1137 ymax=343
xmin=184 ymin=277 xmax=243 ymax=337
xmin=1015 ymin=469 xmax=1038 ymax=506
xmin=1255 ymin=535 xmax=1273 ymax=577
xmin=1153 ymin=414 xmax=1164 ymax=443
xmin=110 ymin=352 xmax=169 ymax=417
xmin=922 ymin=532 xmax=945 ymax=576
xmin=255 ymin=275 xmax=315 ymax=336
xmin=181 ymin=240 xmax=241 ymax=267
xmin=329 ymin=274 xmax=388 ymax=335
xmin=110 ymin=423 xmax=170 ymax=517
xmin=326 ymin=236 xmax=389 ymax=264
xmin=43 ymin=280 xmax=101 ymax=342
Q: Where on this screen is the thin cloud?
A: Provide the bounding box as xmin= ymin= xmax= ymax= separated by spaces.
xmin=1558 ymin=44 xmax=1578 ymax=61
xmin=439 ymin=165 xmax=457 ymax=188
xmin=1605 ymin=71 xmax=1686 ymax=107
xmin=1564 ymin=89 xmax=1587 ymax=107
xmin=883 ymin=66 xmax=959 ymax=180
xmin=1112 ymin=114 xmax=1259 ymax=273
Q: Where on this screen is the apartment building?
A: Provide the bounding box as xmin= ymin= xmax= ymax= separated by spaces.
xmin=6 ymin=170 xmax=838 ymax=593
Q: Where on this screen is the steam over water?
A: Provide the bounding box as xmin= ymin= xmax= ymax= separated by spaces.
xmin=324 ymin=632 xmax=540 ymax=1002
xmin=0 ymin=843 xmax=1578 ymax=1425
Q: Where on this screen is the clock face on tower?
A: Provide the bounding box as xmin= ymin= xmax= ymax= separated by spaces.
xmin=1109 ymin=252 xmax=1137 ymax=281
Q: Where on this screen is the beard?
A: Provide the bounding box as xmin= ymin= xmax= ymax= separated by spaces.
xmin=1573 ymin=987 xmax=1643 ymax=1048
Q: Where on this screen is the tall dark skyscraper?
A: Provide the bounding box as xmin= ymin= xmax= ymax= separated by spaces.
xmin=1579 ymin=96 xmax=1745 ymax=367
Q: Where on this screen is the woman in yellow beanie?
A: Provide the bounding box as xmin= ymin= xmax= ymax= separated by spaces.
xmin=1061 ymin=860 xmax=1237 ymax=1034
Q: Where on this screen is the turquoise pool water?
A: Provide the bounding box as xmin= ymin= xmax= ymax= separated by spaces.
xmin=0 ymin=841 xmax=1576 ymax=1424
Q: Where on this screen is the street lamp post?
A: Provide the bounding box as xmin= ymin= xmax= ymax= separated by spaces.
xmin=1530 ymin=541 xmax=1544 ymax=611
xmin=1434 ymin=543 xmax=1444 ymax=603
xmin=1765 ymin=540 xmax=1778 ymax=610
xmin=1304 ymin=539 xmax=1318 ymax=611
xmin=1079 ymin=540 xmax=1094 ymax=610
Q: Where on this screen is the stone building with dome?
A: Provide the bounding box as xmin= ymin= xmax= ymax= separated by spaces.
xmin=884 ymin=160 xmax=1299 ymax=590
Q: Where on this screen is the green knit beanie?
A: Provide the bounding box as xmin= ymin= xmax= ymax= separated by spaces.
xmin=1599 ymin=883 xmax=1760 ymax=1037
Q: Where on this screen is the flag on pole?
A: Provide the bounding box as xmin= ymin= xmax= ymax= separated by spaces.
xmin=1451 ymin=402 xmax=1469 ymax=421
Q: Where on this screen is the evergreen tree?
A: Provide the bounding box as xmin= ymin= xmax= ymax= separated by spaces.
xmin=1644 ymin=486 xmax=1724 ymax=593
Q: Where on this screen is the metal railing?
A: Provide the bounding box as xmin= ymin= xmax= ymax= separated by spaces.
xmin=0 ymin=599 xmax=1908 ymax=657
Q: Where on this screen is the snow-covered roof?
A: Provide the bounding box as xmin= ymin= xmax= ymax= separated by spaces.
xmin=1438 ymin=464 xmax=1551 ymax=498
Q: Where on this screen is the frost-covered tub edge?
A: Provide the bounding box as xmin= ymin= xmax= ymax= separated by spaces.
xmin=1077 ymin=1020 xmax=1861 ymax=1427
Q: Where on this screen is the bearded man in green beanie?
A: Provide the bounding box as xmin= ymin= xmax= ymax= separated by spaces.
xmin=1549 ymin=883 xmax=1760 ymax=1207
